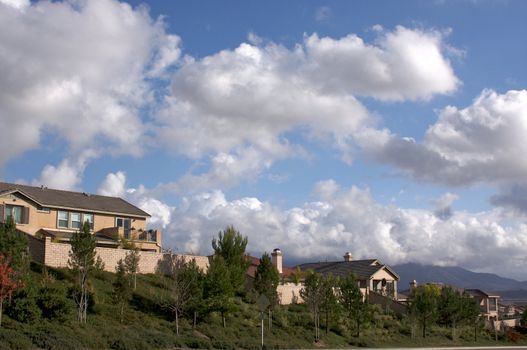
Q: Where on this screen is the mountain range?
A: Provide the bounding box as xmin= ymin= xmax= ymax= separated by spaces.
xmin=393 ymin=263 xmax=527 ymax=301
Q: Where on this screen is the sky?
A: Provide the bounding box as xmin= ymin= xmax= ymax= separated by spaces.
xmin=1 ymin=0 xmax=527 ymax=279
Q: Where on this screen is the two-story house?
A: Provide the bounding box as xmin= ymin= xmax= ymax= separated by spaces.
xmin=0 ymin=182 xmax=161 ymax=252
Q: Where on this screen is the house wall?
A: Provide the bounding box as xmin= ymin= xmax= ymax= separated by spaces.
xmin=1 ymin=192 xmax=147 ymax=235
xmin=277 ymin=282 xmax=303 ymax=305
xmin=29 ymin=237 xmax=208 ymax=274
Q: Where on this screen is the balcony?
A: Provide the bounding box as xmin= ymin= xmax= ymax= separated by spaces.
xmin=98 ymin=227 xmax=161 ymax=246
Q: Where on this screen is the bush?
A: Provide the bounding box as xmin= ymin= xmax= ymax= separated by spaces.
xmin=0 ymin=328 xmax=33 ymax=350
xmin=5 ymin=288 xmax=41 ymax=323
xmin=37 ymin=283 xmax=72 ymax=320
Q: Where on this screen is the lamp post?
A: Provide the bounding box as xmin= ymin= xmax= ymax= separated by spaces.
xmin=257 ymin=294 xmax=270 ymax=349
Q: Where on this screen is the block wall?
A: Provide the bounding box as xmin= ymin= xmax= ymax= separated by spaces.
xmin=31 ymin=237 xmax=209 ymax=274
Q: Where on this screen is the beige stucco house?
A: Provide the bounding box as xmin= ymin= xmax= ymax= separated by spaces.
xmin=297 ymin=252 xmax=400 ymax=300
xmin=465 ymin=289 xmax=500 ymax=320
xmin=0 ymin=181 xmax=161 ymax=252
xmin=251 ymin=249 xmax=400 ymax=305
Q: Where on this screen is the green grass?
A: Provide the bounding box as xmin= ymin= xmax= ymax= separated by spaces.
xmin=1 ymin=263 xmax=526 ymax=349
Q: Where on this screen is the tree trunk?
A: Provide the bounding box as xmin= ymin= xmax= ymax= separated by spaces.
xmin=325 ymin=310 xmax=329 ymax=334
xmin=193 ymin=311 xmax=197 ymax=329
xmin=133 ymin=273 xmax=137 ymax=291
xmin=175 ymin=309 xmax=179 ymax=335
xmin=222 ymin=312 xmax=226 ymax=328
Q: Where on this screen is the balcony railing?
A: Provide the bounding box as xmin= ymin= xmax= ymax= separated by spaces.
xmin=98 ymin=227 xmax=160 ymax=243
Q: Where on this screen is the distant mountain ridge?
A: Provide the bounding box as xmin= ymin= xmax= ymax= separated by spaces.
xmin=393 ymin=263 xmax=527 ymax=300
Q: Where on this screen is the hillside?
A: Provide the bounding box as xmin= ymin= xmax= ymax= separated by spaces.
xmin=0 ymin=263 xmax=520 ymax=349
xmin=394 ymin=263 xmax=527 ymax=300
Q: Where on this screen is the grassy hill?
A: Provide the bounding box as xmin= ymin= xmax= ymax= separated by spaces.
xmin=0 ymin=262 xmax=525 ymax=350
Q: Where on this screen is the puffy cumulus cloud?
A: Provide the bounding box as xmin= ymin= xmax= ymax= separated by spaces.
xmin=97 ymin=171 xmax=173 ymax=228
xmin=156 ymin=26 xmax=457 ymax=189
xmin=364 ymin=89 xmax=527 ymax=186
xmin=0 ymin=0 xmax=180 ymax=168
xmin=0 ymin=0 xmax=29 ymax=10
xmin=97 ymin=171 xmax=127 ymax=197
xmin=304 ymin=26 xmax=460 ymax=101
xmin=163 ymin=183 xmax=527 ymax=280
xmin=490 ymin=184 xmax=527 ymax=216
xmin=31 ymin=150 xmax=98 ymax=190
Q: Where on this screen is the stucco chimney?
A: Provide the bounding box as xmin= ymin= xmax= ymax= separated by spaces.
xmin=410 ymin=280 xmax=417 ymax=290
xmin=271 ymin=248 xmax=283 ymax=274
xmin=343 ymin=251 xmax=353 ymax=262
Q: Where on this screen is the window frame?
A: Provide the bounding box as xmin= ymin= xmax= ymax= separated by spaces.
xmin=5 ymin=204 xmax=23 ymax=224
xmin=70 ymin=212 xmax=82 ymax=230
xmin=57 ymin=210 xmax=94 ymax=231
xmin=57 ymin=211 xmax=69 ymax=229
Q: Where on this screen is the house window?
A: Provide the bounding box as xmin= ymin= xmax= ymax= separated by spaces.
xmin=37 ymin=207 xmax=50 ymax=213
xmin=70 ymin=212 xmax=81 ymax=229
xmin=6 ymin=205 xmax=23 ymax=224
xmin=83 ymin=213 xmax=94 ymax=230
xmin=116 ymin=217 xmax=131 ymax=239
xmin=58 ymin=211 xmax=69 ymax=228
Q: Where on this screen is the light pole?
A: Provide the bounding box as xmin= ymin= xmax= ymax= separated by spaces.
xmin=257 ymin=294 xmax=270 ymax=350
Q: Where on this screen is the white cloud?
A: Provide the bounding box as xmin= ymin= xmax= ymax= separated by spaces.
xmin=364 ymin=89 xmax=527 ymax=187
xmin=303 ymin=26 xmax=460 ymax=101
xmin=156 ymin=26 xmax=458 ymax=190
xmin=31 ymin=150 xmax=97 ymax=190
xmin=97 ymin=171 xmax=127 ymax=197
xmin=0 ymin=0 xmax=180 ymax=168
xmin=97 ymin=171 xmax=172 ymax=228
xmin=163 ymin=182 xmax=527 ymax=280
xmin=0 ymin=0 xmax=29 ymax=10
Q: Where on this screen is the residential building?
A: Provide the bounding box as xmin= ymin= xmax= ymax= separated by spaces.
xmin=0 ymin=181 xmax=161 ymax=252
xmin=297 ymin=252 xmax=400 ymax=300
xmin=465 ymin=289 xmax=500 ymax=320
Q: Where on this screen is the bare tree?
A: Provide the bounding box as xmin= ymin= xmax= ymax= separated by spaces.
xmin=124 ymin=248 xmax=140 ymax=291
xmin=159 ymin=255 xmax=202 ymax=335
xmin=300 ymin=270 xmax=323 ymax=342
xmin=68 ymin=222 xmax=96 ymax=323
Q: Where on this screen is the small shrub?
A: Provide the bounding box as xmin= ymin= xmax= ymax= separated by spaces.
xmin=0 ymin=328 xmax=33 ymax=350
xmin=37 ymin=283 xmax=72 ymax=320
xmin=6 ymin=288 xmax=41 ymax=323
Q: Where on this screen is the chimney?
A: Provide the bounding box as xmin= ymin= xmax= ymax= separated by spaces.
xmin=343 ymin=251 xmax=353 ymax=262
xmin=271 ymin=248 xmax=283 ymax=274
xmin=410 ymin=280 xmax=417 ymax=290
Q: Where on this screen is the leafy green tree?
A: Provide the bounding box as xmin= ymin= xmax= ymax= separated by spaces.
xmin=37 ymin=279 xmax=71 ymax=321
xmin=254 ymin=252 xmax=280 ymax=331
xmin=320 ymin=274 xmax=339 ymax=335
xmin=338 ymin=274 xmax=370 ymax=337
xmin=124 ymin=248 xmax=140 ymax=291
xmin=204 ymin=255 xmax=235 ymax=328
xmin=212 ymin=226 xmax=249 ymax=293
xmin=254 ymin=252 xmax=279 ymax=307
xmin=410 ymin=284 xmax=440 ymax=338
xmin=461 ymin=294 xmax=482 ymax=341
xmin=68 ymin=221 xmax=96 ymax=323
xmin=300 ymin=270 xmax=323 ymax=342
xmin=113 ymin=259 xmax=132 ymax=323
xmin=0 ymin=217 xmax=29 ymax=275
xmin=437 ymin=287 xmax=476 ymax=340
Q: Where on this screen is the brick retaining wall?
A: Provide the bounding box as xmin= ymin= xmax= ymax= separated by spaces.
xmin=28 ymin=236 xmax=209 ymax=274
